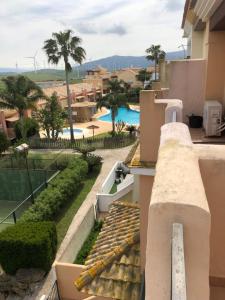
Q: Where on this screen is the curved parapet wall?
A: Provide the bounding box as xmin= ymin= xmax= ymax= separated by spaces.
xmin=145 ymin=122 xmax=210 ymax=300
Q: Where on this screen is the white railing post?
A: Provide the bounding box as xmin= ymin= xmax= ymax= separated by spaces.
xmin=172 ymin=223 xmax=187 ymax=300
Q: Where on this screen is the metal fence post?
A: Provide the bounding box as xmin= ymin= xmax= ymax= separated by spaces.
xmin=13 ymin=212 xmax=17 ymax=224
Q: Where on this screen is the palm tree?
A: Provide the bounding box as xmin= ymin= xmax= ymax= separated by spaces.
xmin=146 ymin=45 xmax=165 ymax=81
xmin=43 ymin=30 xmax=86 ymax=141
xmin=96 ymin=79 xmax=129 ymax=134
xmin=136 ymin=68 xmax=152 ymax=87
xmin=0 ymin=75 xmax=43 ymax=139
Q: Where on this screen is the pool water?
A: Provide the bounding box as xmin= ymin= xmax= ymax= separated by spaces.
xmin=62 ymin=128 xmax=83 ymax=134
xmin=98 ymin=107 xmax=140 ymax=125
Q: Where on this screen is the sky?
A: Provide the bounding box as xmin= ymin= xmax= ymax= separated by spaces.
xmin=0 ymin=0 xmax=186 ymax=69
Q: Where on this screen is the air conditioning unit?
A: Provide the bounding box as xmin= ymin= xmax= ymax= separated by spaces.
xmin=203 ymin=101 xmax=222 ymax=136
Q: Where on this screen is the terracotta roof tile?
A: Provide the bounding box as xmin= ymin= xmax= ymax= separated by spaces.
xmin=74 ymin=201 xmax=141 ymax=300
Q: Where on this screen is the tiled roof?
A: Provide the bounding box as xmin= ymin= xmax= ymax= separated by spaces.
xmin=74 ymin=201 xmax=141 ymax=300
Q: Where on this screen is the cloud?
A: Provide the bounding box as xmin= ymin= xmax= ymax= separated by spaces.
xmin=103 ymin=24 xmax=127 ymax=35
xmin=75 ymin=23 xmax=98 ymax=34
xmin=72 ymin=22 xmax=128 ymax=36
xmin=77 ymin=0 xmax=131 ymax=21
xmin=164 ymin=0 xmax=184 ymax=11
xmin=0 ymin=0 xmax=185 ymax=67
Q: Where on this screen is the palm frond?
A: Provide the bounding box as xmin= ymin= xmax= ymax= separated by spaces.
xmin=70 ymin=46 xmax=86 ymax=64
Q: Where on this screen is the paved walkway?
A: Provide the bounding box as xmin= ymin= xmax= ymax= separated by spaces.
xmin=35 ymin=145 xmax=132 ymax=299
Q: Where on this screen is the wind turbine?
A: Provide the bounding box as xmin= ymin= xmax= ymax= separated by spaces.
xmin=25 ymin=50 xmax=38 ymax=73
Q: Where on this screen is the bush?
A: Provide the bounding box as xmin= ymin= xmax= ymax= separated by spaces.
xmin=55 ymin=154 xmax=74 ymax=170
xmin=0 ymin=132 xmax=9 ymax=154
xmin=84 ymin=154 xmax=102 ymax=172
xmin=14 ymin=118 xmax=39 ymax=139
xmin=0 ymin=222 xmax=57 ymax=274
xmin=20 ymin=158 xmax=88 ymax=222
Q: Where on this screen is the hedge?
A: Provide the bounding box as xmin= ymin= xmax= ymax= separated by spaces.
xmin=0 ymin=222 xmax=57 ymax=275
xmin=20 ymin=157 xmax=88 ymax=223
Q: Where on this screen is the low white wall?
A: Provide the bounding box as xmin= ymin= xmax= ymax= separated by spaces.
xmin=97 ymin=182 xmax=133 ymax=212
xmin=57 ymin=205 xmax=95 ymax=263
xmin=117 ymin=174 xmax=134 ymax=192
xmin=101 ymin=161 xmax=122 ymax=193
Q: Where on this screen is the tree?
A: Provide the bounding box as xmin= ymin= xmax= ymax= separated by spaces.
xmin=96 ymin=79 xmax=129 ymax=134
xmin=0 ymin=75 xmax=43 ymax=139
xmin=0 ymin=132 xmax=9 ymax=155
xmin=14 ymin=118 xmax=39 ymax=139
xmin=146 ymin=45 xmax=166 ymax=81
xmin=37 ymin=92 xmax=67 ymax=140
xmin=43 ymin=30 xmax=86 ymax=141
xmin=136 ymin=68 xmax=152 ymax=86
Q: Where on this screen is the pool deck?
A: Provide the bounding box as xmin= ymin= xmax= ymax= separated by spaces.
xmin=40 ymin=105 xmax=140 ymax=139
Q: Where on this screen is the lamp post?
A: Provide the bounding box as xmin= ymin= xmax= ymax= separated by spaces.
xmin=15 ymin=143 xmax=34 ymax=203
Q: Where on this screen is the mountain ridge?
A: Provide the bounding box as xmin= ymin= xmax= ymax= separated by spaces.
xmin=0 ymin=51 xmax=184 ymax=74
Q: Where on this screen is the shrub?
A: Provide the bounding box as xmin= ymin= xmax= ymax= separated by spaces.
xmin=0 ymin=222 xmax=57 ymax=274
xmin=126 ymin=125 xmax=136 ymax=135
xmin=20 ymin=158 xmax=88 ymax=222
xmin=14 ymin=118 xmax=39 ymax=139
xmin=84 ymin=154 xmax=102 ymax=172
xmin=76 ymin=145 xmax=96 ymax=158
xmin=0 ymin=132 xmax=9 ymax=154
xmin=55 ymin=154 xmax=74 ymax=170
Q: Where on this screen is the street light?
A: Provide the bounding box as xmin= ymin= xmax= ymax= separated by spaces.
xmin=15 ymin=143 xmax=34 ymax=203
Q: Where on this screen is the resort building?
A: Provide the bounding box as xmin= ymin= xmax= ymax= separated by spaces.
xmin=40 ymin=82 xmax=102 ymax=123
xmin=84 ymin=66 xmax=144 ymax=93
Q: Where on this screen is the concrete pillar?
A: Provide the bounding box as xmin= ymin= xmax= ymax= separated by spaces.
xmin=140 ymin=90 xmax=166 ymax=163
xmin=139 ymin=175 xmax=154 ymax=269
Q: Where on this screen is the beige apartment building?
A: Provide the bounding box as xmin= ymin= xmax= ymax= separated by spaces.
xmin=38 ymin=1 xmax=225 ymax=300
xmin=84 ymin=66 xmax=143 ymax=93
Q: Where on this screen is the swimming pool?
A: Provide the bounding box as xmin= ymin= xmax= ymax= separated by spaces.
xmin=62 ymin=128 xmax=83 ymax=135
xmin=98 ymin=107 xmax=140 ymax=125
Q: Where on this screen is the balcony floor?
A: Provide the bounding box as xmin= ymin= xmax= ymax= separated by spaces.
xmin=190 ymin=127 xmax=225 ymax=144
xmin=210 ymin=286 xmax=225 ymax=300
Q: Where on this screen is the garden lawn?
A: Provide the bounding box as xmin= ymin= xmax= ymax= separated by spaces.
xmin=56 ymin=167 xmax=101 ymax=246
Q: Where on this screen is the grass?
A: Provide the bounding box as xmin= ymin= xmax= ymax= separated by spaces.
xmin=56 ymin=166 xmax=101 ymax=246
xmin=74 ymin=220 xmax=103 ymax=264
xmin=110 ymin=183 xmax=117 ymax=194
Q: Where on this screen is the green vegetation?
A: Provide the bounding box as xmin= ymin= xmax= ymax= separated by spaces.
xmin=126 ymin=87 xmax=141 ymax=103
xmin=0 ymin=222 xmax=57 ymax=274
xmin=126 ymin=125 xmax=136 ymax=135
xmin=96 ymin=79 xmax=129 ymax=133
xmin=74 ymin=220 xmax=103 ymax=265
xmin=110 ymin=183 xmax=117 ymax=194
xmin=0 ymin=137 xmax=103 ymax=273
xmin=56 ymin=167 xmax=101 ymax=245
xmin=36 ymin=92 xmax=67 ymax=139
xmin=14 ymin=117 xmax=39 ymax=139
xmin=20 ymin=157 xmax=88 ymax=222
xmin=0 ymin=75 xmax=43 ymax=139
xmin=146 ymin=44 xmax=166 ymax=81
xmin=136 ymin=69 xmax=152 ymax=86
xmin=0 ymin=71 xmax=83 ymax=84
xmin=43 ymin=29 xmax=86 ymax=141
